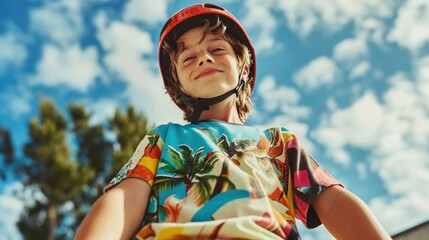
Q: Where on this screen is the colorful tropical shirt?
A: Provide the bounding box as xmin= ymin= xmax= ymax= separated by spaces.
xmin=105 ymin=120 xmax=343 ymax=239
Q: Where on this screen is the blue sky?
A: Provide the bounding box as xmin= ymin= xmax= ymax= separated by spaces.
xmin=1 ymin=0 xmax=429 ymax=239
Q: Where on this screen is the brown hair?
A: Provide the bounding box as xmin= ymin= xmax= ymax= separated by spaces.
xmin=162 ymin=17 xmax=254 ymax=123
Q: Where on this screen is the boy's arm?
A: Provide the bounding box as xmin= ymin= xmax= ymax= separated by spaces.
xmin=313 ymin=185 xmax=391 ymax=240
xmin=74 ymin=178 xmax=150 ymax=240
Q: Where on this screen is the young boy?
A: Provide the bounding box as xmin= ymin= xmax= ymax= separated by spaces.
xmin=75 ymin=3 xmax=391 ymax=239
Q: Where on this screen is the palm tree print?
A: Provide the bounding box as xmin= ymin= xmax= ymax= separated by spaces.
xmin=199 ymin=128 xmax=255 ymax=198
xmin=154 ymin=144 xmax=235 ymax=205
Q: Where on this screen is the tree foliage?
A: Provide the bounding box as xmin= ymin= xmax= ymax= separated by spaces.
xmin=0 ymin=98 xmax=152 ymax=239
xmin=108 ymin=105 xmax=153 ymax=179
xmin=20 ymin=99 xmax=94 ymax=240
xmin=0 ymin=127 xmax=14 ymax=180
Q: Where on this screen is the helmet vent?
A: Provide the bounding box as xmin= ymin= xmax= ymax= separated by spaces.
xmin=204 ymin=3 xmax=224 ymax=11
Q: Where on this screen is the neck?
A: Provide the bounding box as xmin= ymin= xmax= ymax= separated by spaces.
xmin=198 ymin=96 xmax=243 ymax=124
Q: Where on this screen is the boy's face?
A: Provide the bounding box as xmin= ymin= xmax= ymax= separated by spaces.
xmin=175 ymin=26 xmax=241 ymax=99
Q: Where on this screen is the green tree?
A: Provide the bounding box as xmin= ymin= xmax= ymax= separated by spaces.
xmin=7 ymin=99 xmax=152 ymax=239
xmin=67 ymin=103 xmax=113 ymax=230
xmin=0 ymin=127 xmax=14 ymax=180
xmin=19 ymin=99 xmax=94 ymax=240
xmin=108 ymin=105 xmax=153 ymax=180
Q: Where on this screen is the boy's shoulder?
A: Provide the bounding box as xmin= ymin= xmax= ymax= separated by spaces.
xmin=150 ymin=121 xmax=179 ymax=131
xmin=149 ymin=121 xmax=192 ymax=135
xmin=261 ymin=125 xmax=299 ymax=143
xmin=261 ymin=125 xmax=294 ymax=135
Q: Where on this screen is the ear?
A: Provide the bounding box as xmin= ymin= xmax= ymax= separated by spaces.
xmin=241 ymin=65 xmax=250 ymax=82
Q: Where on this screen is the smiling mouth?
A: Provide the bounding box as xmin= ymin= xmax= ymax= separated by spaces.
xmin=195 ymin=69 xmax=222 ymax=80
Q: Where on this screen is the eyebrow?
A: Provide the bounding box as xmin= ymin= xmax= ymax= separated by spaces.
xmin=180 ymin=36 xmax=225 ymax=53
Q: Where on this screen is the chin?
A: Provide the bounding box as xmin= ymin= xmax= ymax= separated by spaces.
xmin=205 ymin=84 xmax=236 ymax=97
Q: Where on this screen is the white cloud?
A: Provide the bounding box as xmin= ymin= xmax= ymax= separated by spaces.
xmin=350 ymin=61 xmax=371 ymax=79
xmin=243 ymin=0 xmax=279 ymax=53
xmin=372 ymin=149 xmax=429 ymax=196
xmin=87 ymin=99 xmax=118 ymax=125
xmin=277 ymin=0 xmax=394 ymax=38
xmin=370 ymin=193 xmax=429 ymax=234
xmin=94 ymin=11 xmax=183 ymax=125
xmin=277 ymin=0 xmax=317 ymax=37
xmin=313 ymin=70 xmax=429 ymax=232
xmin=293 ymin=56 xmax=341 ymax=90
xmin=9 ymin=98 xmax=31 ymax=117
xmin=387 ymin=0 xmax=429 ymax=53
xmin=0 ymin=31 xmax=28 ymax=75
xmin=0 ymin=86 xmax=32 ymax=118
xmin=416 ymin=55 xmax=429 ymax=99
xmin=0 ymin=182 xmax=25 ymax=240
xmin=30 ymin=0 xmax=84 ymax=46
xmin=95 ymin=13 xmax=153 ymax=55
xmin=123 ymin=0 xmax=168 ymax=26
xmin=253 ymin=75 xmax=314 ymax=152
xmin=356 ymin=162 xmax=368 ymax=179
xmin=312 ymin=92 xmax=384 ymax=166
xmin=382 ymin=74 xmax=424 ymax=128
xmin=333 ymin=38 xmax=368 ymax=65
xmin=30 ymin=44 xmax=101 ymax=92
xmin=355 ymin=18 xmax=386 ymax=46
xmin=0 ymin=182 xmax=52 ymax=239
xmin=332 ymin=37 xmax=371 ymax=79
xmin=374 ymin=75 xmax=429 ymax=228
xmin=258 ymin=76 xmax=298 ymax=110
xmin=239 ymin=0 xmax=393 ymax=53
xmin=258 ymin=75 xmax=310 ymax=119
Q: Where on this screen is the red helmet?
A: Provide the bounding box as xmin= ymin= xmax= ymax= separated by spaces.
xmin=158 ymin=3 xmax=256 ymax=110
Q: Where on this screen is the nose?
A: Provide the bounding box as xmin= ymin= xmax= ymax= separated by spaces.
xmin=198 ymin=53 xmax=214 ymax=66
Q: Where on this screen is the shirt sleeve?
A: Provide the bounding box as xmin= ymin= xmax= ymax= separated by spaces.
xmin=281 ymin=128 xmax=343 ymax=228
xmin=104 ymin=131 xmax=163 ymax=192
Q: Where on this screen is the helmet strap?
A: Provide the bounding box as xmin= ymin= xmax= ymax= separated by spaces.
xmin=181 ymin=79 xmax=245 ymax=124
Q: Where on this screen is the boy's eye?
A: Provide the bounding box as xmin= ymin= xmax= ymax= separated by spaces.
xmin=183 ymin=56 xmax=195 ymax=63
xmin=212 ymin=47 xmax=224 ymax=53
